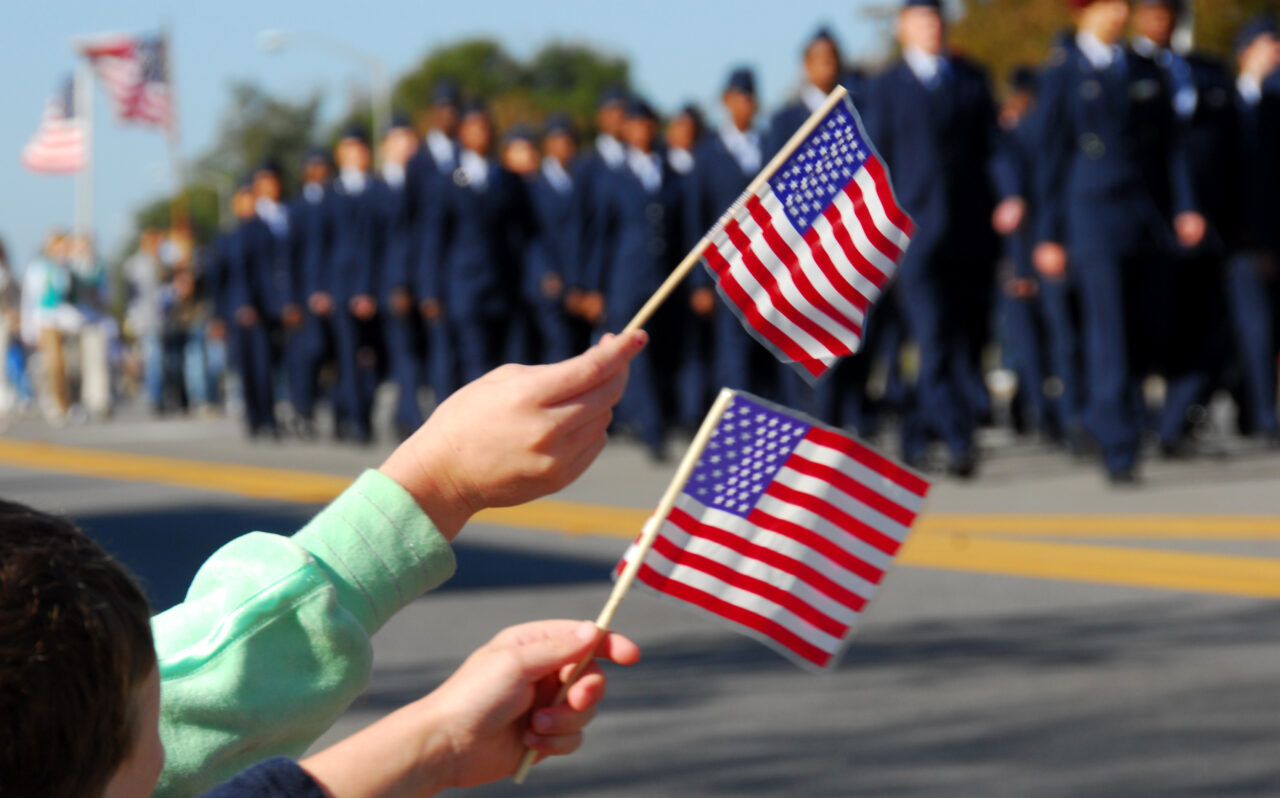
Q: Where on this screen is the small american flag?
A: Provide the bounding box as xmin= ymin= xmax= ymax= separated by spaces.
xmin=618 ymin=392 xmax=929 ymax=670
xmin=704 ymin=93 xmax=913 ymax=382
xmin=80 ymin=32 xmax=171 ymax=128
xmin=21 ymin=77 xmax=85 ymax=174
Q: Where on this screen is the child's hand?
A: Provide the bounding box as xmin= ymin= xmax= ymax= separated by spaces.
xmin=379 ymin=331 xmax=647 ymax=539
xmin=299 ymin=621 xmax=641 ymax=797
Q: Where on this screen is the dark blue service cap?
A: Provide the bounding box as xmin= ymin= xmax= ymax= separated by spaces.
xmin=902 ymin=0 xmax=942 ymax=8
xmin=1235 ymin=14 xmax=1279 ymax=55
xmin=598 ymin=86 xmax=629 ymax=109
xmin=235 ymin=173 xmax=254 ymax=191
xmin=304 ymin=146 xmax=330 ymax=164
xmin=1008 ymin=65 xmax=1038 ymax=94
xmin=1134 ymin=0 xmax=1182 ymax=9
xmin=389 ymin=110 xmax=413 ymax=131
xmin=459 ymin=98 xmax=490 ymax=119
xmin=676 ymin=103 xmax=705 ymax=131
xmin=504 ymin=123 xmax=537 ymax=144
xmin=626 ymin=97 xmax=658 ymax=121
xmin=339 ymin=122 xmax=370 ymax=145
xmin=431 ymin=79 xmax=461 ymax=107
xmin=724 ymin=66 xmax=757 ymax=96
xmin=542 ymin=111 xmax=577 ymax=137
xmin=805 ymin=25 xmax=843 ymax=59
xmin=254 ymin=156 xmax=283 ymax=178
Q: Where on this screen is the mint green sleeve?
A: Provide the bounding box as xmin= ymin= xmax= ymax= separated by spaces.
xmin=152 ymin=470 xmax=457 ymax=798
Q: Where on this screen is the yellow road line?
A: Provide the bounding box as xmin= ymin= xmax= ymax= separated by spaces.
xmin=899 ymin=534 xmax=1280 ymax=599
xmin=3 ymin=437 xmax=1280 ymax=599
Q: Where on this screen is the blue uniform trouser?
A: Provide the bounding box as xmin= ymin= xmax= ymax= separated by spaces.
xmin=606 ymin=302 xmax=664 ymax=450
xmin=675 ymin=311 xmax=714 ymax=428
xmin=1156 ymin=255 xmax=1223 ymax=445
xmin=229 ymin=319 xmax=275 ymax=432
xmin=452 ymin=313 xmax=509 ymax=387
xmin=383 ymin=310 xmax=424 ymax=431
xmin=1225 ymin=252 xmax=1279 ymax=436
xmin=1074 ymin=252 xmax=1153 ymax=474
xmin=283 ymin=314 xmax=323 ymax=421
xmin=423 ymin=317 xmax=458 ymax=404
xmin=1038 ymin=275 xmax=1084 ymax=433
xmin=1000 ymin=290 xmax=1054 ymax=432
xmin=334 ymin=312 xmax=379 ymax=440
xmin=896 ymin=270 xmax=975 ymax=461
xmin=526 ymin=296 xmax=572 ymax=365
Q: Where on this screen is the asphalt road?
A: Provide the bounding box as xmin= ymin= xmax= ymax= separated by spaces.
xmin=3 ymin=405 xmax=1279 ymax=797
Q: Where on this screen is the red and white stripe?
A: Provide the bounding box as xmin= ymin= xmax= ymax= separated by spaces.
xmin=704 ymin=153 xmax=914 ymax=381
xmin=21 ymin=96 xmax=85 ymax=174
xmin=621 ymin=425 xmax=929 ymax=670
xmin=80 ymin=35 xmax=142 ymax=116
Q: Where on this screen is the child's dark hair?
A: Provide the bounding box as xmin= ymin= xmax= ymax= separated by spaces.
xmin=0 ymin=500 xmax=156 ymax=798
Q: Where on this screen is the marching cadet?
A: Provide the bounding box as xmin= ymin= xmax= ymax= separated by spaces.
xmin=573 ymin=88 xmax=630 ymax=331
xmin=418 ymin=100 xmax=532 ymax=385
xmin=585 ymin=97 xmax=684 ymax=460
xmin=285 ymin=148 xmax=334 ymax=439
xmin=328 ymin=123 xmax=382 ymax=444
xmin=501 ymin=123 xmax=543 ymax=365
xmin=211 ymin=179 xmax=277 ymax=438
xmin=410 ymin=80 xmax=462 ymax=402
xmin=1034 ymin=0 xmax=1206 ymax=483
xmin=1222 ymin=16 xmax=1280 ymax=442
xmin=664 ymin=102 xmax=709 ymax=427
xmin=769 ymin=26 xmax=874 ymax=425
xmin=1130 ymin=0 xmax=1236 ymax=456
xmin=688 ymin=68 xmax=768 ymax=408
xmin=374 ymin=112 xmax=425 ymax=439
xmin=993 ymin=67 xmax=1068 ymax=442
xmin=862 ymin=0 xmax=1017 ymax=477
xmin=525 ymin=113 xmax=584 ymax=365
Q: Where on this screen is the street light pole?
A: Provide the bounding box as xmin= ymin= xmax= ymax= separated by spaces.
xmin=257 ymin=29 xmax=390 ymax=163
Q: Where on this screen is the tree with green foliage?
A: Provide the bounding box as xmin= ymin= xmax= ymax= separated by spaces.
xmin=950 ymin=0 xmax=1279 ymax=91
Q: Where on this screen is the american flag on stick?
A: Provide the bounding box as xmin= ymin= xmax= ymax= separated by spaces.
xmin=620 ymin=87 xmax=913 ymax=384
xmin=21 ymin=77 xmax=86 ymax=174
xmin=705 ymin=89 xmax=913 ymax=382
xmin=512 ymin=389 xmax=929 ymax=782
xmin=618 ymin=390 xmax=929 ymax=671
xmin=80 ymin=32 xmax=171 ymax=128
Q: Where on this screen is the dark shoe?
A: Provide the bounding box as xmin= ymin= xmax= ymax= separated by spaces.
xmin=947 ymin=450 xmax=979 ymax=480
xmin=1107 ymin=466 xmax=1140 ymax=487
xmin=1159 ymin=438 xmax=1195 ymax=460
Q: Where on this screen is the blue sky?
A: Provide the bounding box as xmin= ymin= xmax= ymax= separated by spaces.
xmin=1 ymin=1 xmax=890 ymax=267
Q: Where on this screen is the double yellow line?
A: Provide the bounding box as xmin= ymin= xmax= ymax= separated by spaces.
xmin=3 ymin=437 xmax=1280 ymax=599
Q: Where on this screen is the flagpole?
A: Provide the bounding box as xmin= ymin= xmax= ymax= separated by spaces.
xmin=74 ymin=60 xmax=94 ymax=272
xmin=163 ymin=23 xmax=189 ymax=255
xmin=620 ymin=85 xmax=850 ymax=335
xmin=512 ymin=387 xmax=737 ymax=785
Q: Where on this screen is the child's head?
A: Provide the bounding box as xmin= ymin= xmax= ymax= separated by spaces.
xmin=0 ymin=500 xmax=163 ymax=798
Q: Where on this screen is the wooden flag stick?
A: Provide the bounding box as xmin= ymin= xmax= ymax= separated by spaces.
xmin=513 ymin=388 xmax=737 ymax=784
xmin=620 ymin=85 xmax=850 ymax=335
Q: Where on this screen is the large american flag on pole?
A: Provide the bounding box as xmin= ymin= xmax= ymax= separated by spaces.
xmin=21 ymin=77 xmax=85 ymax=174
xmin=80 ymin=32 xmax=171 ymax=128
xmin=618 ymin=392 xmax=929 ymax=671
xmin=703 ymin=92 xmax=913 ymax=382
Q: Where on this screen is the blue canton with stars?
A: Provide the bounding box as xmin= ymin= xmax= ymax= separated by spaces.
xmin=767 ymin=100 xmax=870 ymax=234
xmin=684 ymin=395 xmax=814 ymax=518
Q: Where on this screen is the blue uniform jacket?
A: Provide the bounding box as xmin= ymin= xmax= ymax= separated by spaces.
xmin=584 ymin=153 xmax=685 ymax=322
xmin=527 ymin=160 xmax=586 ymax=304
xmin=1033 ymin=39 xmax=1197 ymax=255
xmin=208 ymin=223 xmax=275 ymax=321
xmin=288 ymin=187 xmax=332 ymax=304
xmin=861 ymin=56 xmax=1010 ymax=270
xmin=417 ymin=160 xmax=532 ymax=319
xmin=371 ymin=176 xmax=416 ymax=306
xmin=324 ymin=179 xmax=380 ymax=304
xmin=687 ymin=130 xmax=761 ymax=289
